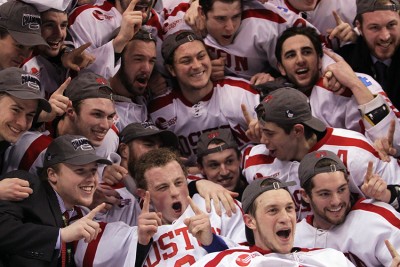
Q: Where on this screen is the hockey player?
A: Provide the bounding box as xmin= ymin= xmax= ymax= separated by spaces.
xmin=295 ymin=150 xmax=400 ymax=266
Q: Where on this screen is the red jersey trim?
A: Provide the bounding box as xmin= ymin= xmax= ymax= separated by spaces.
xmin=214 ymin=78 xmax=259 ymax=95
xmin=242 ymin=9 xmax=287 ymax=23
xmin=82 ymin=222 xmax=107 ymax=267
xmin=69 ymin=1 xmax=115 ymax=26
xmin=19 ymin=135 xmax=53 ymax=171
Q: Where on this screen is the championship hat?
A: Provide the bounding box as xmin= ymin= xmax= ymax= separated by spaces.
xmin=357 ymin=0 xmax=399 ymax=16
xmin=196 ymin=128 xmax=238 ymax=158
xmin=0 ymin=0 xmax=48 ymax=47
xmin=43 ymin=135 xmax=112 ymax=168
xmin=161 ymin=30 xmax=203 ymax=62
xmin=255 ymin=87 xmax=326 ymax=132
xmin=0 ymin=67 xmax=51 ymax=112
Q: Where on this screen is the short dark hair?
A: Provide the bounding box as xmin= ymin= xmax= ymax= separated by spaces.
xmin=275 ymin=26 xmax=323 ymax=64
xmin=132 ymin=147 xmax=187 ymax=189
xmin=199 ymin=0 xmax=243 ymax=17
xmin=355 ymin=0 xmax=400 ymax=25
xmin=273 ymin=122 xmax=315 ymax=140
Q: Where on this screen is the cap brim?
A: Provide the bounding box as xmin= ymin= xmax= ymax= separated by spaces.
xmin=9 ymin=30 xmax=49 ymax=47
xmin=6 ymin=91 xmax=52 ymax=113
xmin=304 ymin=117 xmax=326 ymax=132
xmin=62 ymin=154 xmax=112 ymax=166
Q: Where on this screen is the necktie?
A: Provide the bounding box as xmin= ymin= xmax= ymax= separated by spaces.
xmin=61 ymin=211 xmax=71 ymax=267
xmin=374 ymin=61 xmax=389 ymax=90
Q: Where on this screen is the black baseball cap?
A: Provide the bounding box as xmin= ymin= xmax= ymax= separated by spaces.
xmin=161 ymin=30 xmax=204 ymax=61
xmin=197 ymin=128 xmax=238 ymax=158
xmin=43 ymin=135 xmax=112 ymax=168
xmin=298 ymin=150 xmax=347 ymax=187
xmin=119 ymin=122 xmax=178 ymax=149
xmin=0 ymin=67 xmax=51 ymax=112
xmin=256 ymin=87 xmax=326 ymax=132
xmin=0 ymin=0 xmax=48 ymax=47
xmin=357 ymin=0 xmax=400 ymax=16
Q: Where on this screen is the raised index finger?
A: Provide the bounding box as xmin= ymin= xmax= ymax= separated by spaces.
xmin=332 ymin=11 xmax=343 ymax=25
xmin=127 ymin=0 xmax=139 ymax=11
xmin=73 ymin=42 xmax=92 ymax=55
xmin=385 ymin=239 xmax=400 ymax=258
xmin=364 ymin=161 xmax=374 ymax=183
xmin=241 ymin=104 xmax=253 ymax=125
xmin=323 ymin=47 xmax=343 ymax=63
xmin=187 ymin=196 xmax=203 ymax=215
xmin=86 ymin=203 xmax=106 ymax=220
xmin=141 ymin=191 xmax=151 ymax=213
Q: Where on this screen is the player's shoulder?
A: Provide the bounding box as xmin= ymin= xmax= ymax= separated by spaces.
xmin=214 ymin=76 xmax=258 ymax=95
xmin=148 ymin=89 xmax=177 ymax=113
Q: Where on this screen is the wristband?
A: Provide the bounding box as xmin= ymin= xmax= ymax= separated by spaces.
xmin=387 ymin=185 xmax=400 ymax=206
xmin=358 ymin=94 xmax=389 ymax=127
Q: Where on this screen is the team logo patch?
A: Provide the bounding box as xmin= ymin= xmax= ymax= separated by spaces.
xmin=235 ymin=253 xmax=257 ymax=266
xmin=285 ymin=109 xmax=294 ymax=118
xmin=92 ymin=10 xmax=114 ymax=21
xmin=71 ymin=138 xmax=94 ymax=151
xmin=314 ymin=151 xmax=328 ymax=159
xmin=263 ymin=95 xmax=273 ymax=103
xmin=155 ymin=116 xmax=177 ymax=130
xmin=96 ymin=77 xmax=108 ymax=85
xmin=22 ymin=14 xmax=41 ymax=30
xmin=207 ymin=132 xmax=220 ymax=139
xmin=21 ymin=74 xmax=40 ymax=91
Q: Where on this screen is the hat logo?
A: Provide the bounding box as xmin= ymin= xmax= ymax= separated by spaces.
xmin=207 ymin=132 xmax=220 ymax=139
xmin=71 ymin=138 xmax=93 ymax=151
xmin=315 ymin=151 xmax=327 ymax=158
xmin=96 ymin=77 xmax=108 ymax=85
xmin=22 ymin=14 xmax=41 ymax=30
xmin=21 ymin=74 xmax=40 ymax=91
xmin=263 ymin=95 xmax=273 ymax=103
xmin=286 ymin=109 xmax=294 ymax=118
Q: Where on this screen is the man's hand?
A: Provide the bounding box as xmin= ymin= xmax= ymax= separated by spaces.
xmin=195 ymin=179 xmax=238 ymax=217
xmin=61 ymin=43 xmax=96 ymax=71
xmin=184 ymin=0 xmax=206 ymax=37
xmin=323 ymin=48 xmax=374 ymax=105
xmin=385 ymin=239 xmax=400 ymax=267
xmin=60 ymin=203 xmax=105 ymax=243
xmin=361 ymin=161 xmax=391 ymax=203
xmin=0 ymin=178 xmax=33 ymax=201
xmin=374 ymin=119 xmax=397 ymax=162
xmin=113 ymin=0 xmax=144 ymax=53
xmin=102 ymin=164 xmax=128 ymax=185
xmin=138 ymin=191 xmax=162 ymax=245
xmin=38 ymin=78 xmax=71 ymax=123
xmin=148 ymin=71 xmax=168 ymax=96
xmin=242 ymin=104 xmax=261 ymax=143
xmin=250 ymin=72 xmax=275 ymax=86
xmin=91 ymin=184 xmax=122 ymax=212
xmin=326 ymin=11 xmax=358 ymax=44
xmin=210 ymin=57 xmax=226 ymax=81
xmin=184 ymin=196 xmax=213 ymax=246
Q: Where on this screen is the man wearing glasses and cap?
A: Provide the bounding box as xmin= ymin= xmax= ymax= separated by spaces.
xmin=0 ymin=134 xmax=111 ymax=266
xmin=190 ymin=177 xmax=355 ymax=266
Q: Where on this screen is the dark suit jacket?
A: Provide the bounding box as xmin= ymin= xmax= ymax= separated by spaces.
xmin=0 ymin=170 xmax=64 ymax=267
xmin=336 ymin=36 xmax=400 ymax=110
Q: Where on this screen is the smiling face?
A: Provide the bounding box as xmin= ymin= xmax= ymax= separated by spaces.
xmin=302 ymin=171 xmax=351 ymax=230
xmin=357 ymin=10 xmax=400 ymax=61
xmin=0 ymin=95 xmax=38 ymax=143
xmin=71 ymin=98 xmax=116 ymax=147
xmin=48 ymin=162 xmax=99 ymax=209
xmin=200 ymin=145 xmax=241 ymax=191
xmin=286 ymin=0 xmax=318 ymax=11
xmin=38 ymin=10 xmax=68 ymax=58
xmin=204 ymin=0 xmax=242 ymax=46
xmin=0 ymin=34 xmax=33 ymax=69
xmin=167 ymin=40 xmax=213 ymax=92
xmin=144 ymin=160 xmax=190 ymax=224
xmin=245 ymin=189 xmax=296 ymax=253
xmin=278 ymin=34 xmax=321 ymax=92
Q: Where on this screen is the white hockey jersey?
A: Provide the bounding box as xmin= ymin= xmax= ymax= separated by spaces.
xmin=190 ymin=245 xmax=354 ymax=267
xmin=295 ymin=198 xmax=400 ymax=267
xmin=148 ymin=77 xmax=259 ymax=164
xmin=75 ymin=193 xmax=246 ymax=267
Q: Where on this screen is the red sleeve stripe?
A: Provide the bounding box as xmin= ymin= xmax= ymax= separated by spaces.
xmin=19 ymin=135 xmax=53 ymax=171
xmin=242 ymin=9 xmax=287 ymax=23
xmin=215 ymin=78 xmax=259 ymax=95
xmin=245 ymin=154 xmax=275 ymax=168
xmin=69 ymin=1 xmax=114 ymax=26
xmin=204 ymin=249 xmax=254 ymax=267
xmin=352 ymin=202 xmax=400 ymax=228
xmin=148 ymin=92 xmax=176 ymax=113
xmin=82 ymin=222 xmax=107 ymax=267
xmin=325 ymin=135 xmax=380 ymax=158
